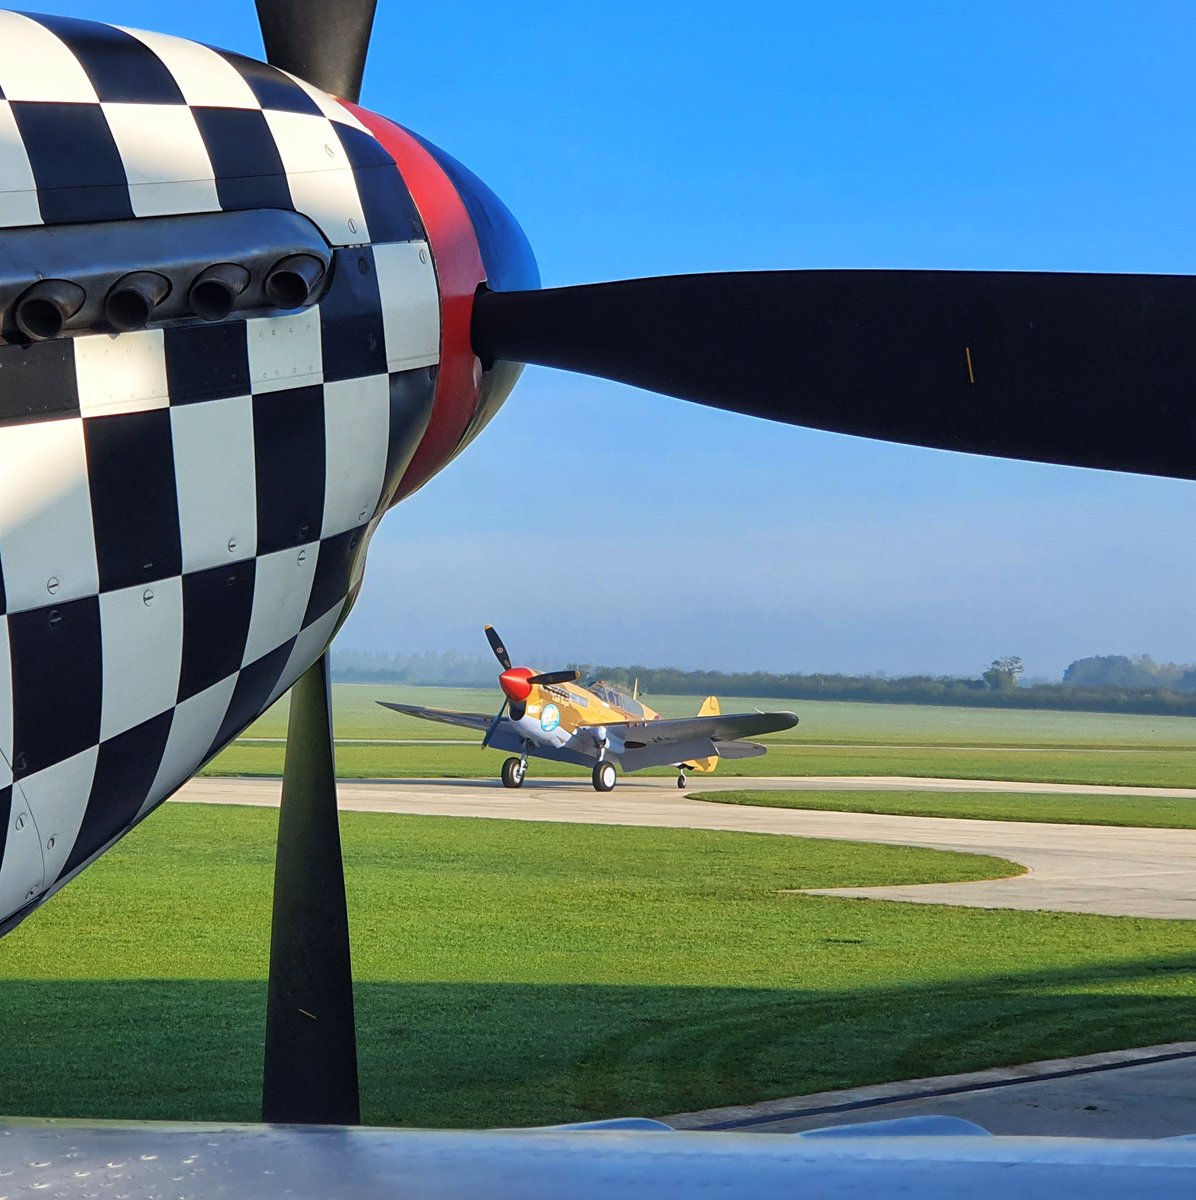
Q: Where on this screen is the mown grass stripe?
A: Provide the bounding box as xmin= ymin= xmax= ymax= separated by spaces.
xmin=3 ymin=803 xmax=1195 ymax=1127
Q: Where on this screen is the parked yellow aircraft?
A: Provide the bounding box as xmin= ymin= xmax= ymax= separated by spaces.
xmin=378 ymin=627 xmax=799 ymax=791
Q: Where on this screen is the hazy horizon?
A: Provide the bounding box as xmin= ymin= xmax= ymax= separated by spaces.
xmin=331 ymin=631 xmax=1193 ymax=687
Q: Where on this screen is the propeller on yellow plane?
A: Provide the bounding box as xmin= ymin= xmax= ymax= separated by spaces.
xmin=482 ymin=625 xmax=579 ymax=737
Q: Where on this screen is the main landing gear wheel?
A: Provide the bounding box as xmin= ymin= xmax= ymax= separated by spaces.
xmin=501 ymin=757 xmax=526 ymax=788
xmin=592 ymin=761 xmax=617 ymax=792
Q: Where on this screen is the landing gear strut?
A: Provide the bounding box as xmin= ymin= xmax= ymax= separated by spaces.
xmin=501 ymin=756 xmax=526 ymax=788
xmin=592 ymin=761 xmax=617 ymax=792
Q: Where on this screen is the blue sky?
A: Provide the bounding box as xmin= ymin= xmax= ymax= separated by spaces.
xmin=26 ymin=1 xmax=1196 ymax=678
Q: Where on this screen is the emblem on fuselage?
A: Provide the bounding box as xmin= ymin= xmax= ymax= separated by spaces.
xmin=540 ymin=703 xmax=561 ymax=733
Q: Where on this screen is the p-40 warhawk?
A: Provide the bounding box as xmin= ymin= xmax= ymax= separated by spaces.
xmin=378 ymin=626 xmax=798 ymax=790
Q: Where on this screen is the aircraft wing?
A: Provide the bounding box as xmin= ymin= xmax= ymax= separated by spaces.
xmin=14 ymin=1115 xmax=1196 ymax=1198
xmin=376 ymin=701 xmax=493 ymax=733
xmin=582 ymin=711 xmax=798 ymax=748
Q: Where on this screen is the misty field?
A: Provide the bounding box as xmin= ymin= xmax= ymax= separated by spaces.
xmin=202 ymin=684 xmax=1196 ymax=788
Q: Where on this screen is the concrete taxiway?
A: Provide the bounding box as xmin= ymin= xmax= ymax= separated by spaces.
xmin=666 ymin=1042 xmax=1196 ymax=1138
xmin=174 ymin=775 xmax=1196 ymax=919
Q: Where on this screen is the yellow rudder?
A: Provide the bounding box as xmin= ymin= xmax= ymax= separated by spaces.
xmin=691 ymin=696 xmax=720 ymax=772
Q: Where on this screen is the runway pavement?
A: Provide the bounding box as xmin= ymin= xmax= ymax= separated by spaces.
xmin=174 ymin=775 xmax=1196 ymax=919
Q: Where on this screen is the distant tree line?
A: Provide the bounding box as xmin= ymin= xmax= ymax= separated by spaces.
xmin=1063 ymin=654 xmax=1196 ymax=691
xmin=332 ymin=649 xmax=494 ymax=687
xmin=566 ymin=657 xmax=1196 ymax=717
xmin=335 ymin=647 xmax=1196 ymax=717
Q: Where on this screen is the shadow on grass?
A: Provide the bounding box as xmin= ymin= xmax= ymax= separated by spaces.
xmin=3 ymin=952 xmax=1196 ymax=1128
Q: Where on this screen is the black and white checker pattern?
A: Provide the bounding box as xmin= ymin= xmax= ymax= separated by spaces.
xmin=0 ymin=14 xmax=450 ymax=923
xmin=0 ymin=321 xmax=439 ymax=913
xmin=0 ymin=11 xmax=423 ymax=247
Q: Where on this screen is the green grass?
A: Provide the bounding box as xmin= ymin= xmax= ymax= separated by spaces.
xmin=202 ymin=685 xmax=1196 ymax=787
xmin=704 ymin=790 xmax=1196 ymax=829
xmin=206 ymin=738 xmax=1196 ymax=788
xmin=235 ymin=684 xmax=1196 ymax=746
xmin=714 ymin=745 xmax=1196 ymax=788
xmin=3 ymin=803 xmax=1196 ymax=1127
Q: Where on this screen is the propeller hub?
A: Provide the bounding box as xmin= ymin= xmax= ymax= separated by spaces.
xmin=499 ymin=667 xmax=534 ymax=703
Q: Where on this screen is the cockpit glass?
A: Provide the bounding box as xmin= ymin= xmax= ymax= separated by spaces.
xmin=585 ymin=681 xmax=644 ymax=717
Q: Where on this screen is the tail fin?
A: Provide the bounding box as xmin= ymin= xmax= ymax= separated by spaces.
xmin=690 ymin=696 xmax=720 ymax=773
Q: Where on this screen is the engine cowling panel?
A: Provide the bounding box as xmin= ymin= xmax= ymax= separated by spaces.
xmin=0 ymin=10 xmax=534 ymax=929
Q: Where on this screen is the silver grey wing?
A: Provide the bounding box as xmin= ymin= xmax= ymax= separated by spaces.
xmin=582 ymin=711 xmax=798 ymax=748
xmin=8 ymin=1115 xmax=1196 ymax=1198
xmin=572 ymin=712 xmax=796 ymax=772
xmin=376 ymin=701 xmax=494 ymax=733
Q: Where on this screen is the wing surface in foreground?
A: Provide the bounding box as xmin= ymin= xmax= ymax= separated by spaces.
xmin=13 ymin=1115 xmax=1196 ymax=1196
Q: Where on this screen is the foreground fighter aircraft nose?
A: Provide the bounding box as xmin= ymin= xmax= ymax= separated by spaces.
xmin=0 ymin=7 xmax=522 ymax=936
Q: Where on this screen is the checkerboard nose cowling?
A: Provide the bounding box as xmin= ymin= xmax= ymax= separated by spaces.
xmin=0 ymin=243 xmax=443 ymax=930
xmin=0 ymin=8 xmax=548 ymax=932
xmin=0 ymin=9 xmax=464 ymax=930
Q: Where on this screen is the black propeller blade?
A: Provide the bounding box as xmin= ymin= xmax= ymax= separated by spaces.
xmin=254 ymin=0 xmax=378 ymax=101
xmin=481 ymin=699 xmax=509 ymax=748
xmin=485 ymin=624 xmax=513 ymax=671
xmin=528 ymin=670 xmax=580 ymax=686
xmin=472 ymin=270 xmax=1196 ymax=482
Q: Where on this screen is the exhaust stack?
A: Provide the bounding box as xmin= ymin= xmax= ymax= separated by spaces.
xmin=14 ymin=280 xmax=86 ymax=341
xmin=189 ymin=263 xmax=251 ymax=322
xmin=105 ymin=271 xmax=171 ymax=332
xmin=265 ymin=253 xmax=326 ymax=308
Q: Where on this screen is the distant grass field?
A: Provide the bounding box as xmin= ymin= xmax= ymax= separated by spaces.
xmin=229 ymin=684 xmax=1196 ymax=746
xmin=202 ymin=684 xmax=1196 ymax=787
xmin=4 ymin=803 xmax=1196 ymax=1128
xmin=705 ymin=790 xmax=1196 ymax=829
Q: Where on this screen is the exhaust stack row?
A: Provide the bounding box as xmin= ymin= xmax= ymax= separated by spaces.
xmin=0 ymin=211 xmax=331 ymax=343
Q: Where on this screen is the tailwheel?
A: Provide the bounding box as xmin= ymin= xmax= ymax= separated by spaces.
xmin=501 ymin=756 xmax=526 ymax=788
xmin=676 ymin=772 xmax=687 ymax=789
xmin=592 ymin=761 xmax=617 ymax=792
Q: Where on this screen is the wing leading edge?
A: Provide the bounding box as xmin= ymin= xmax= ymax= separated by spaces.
xmin=376 ymin=701 xmax=493 ymax=733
